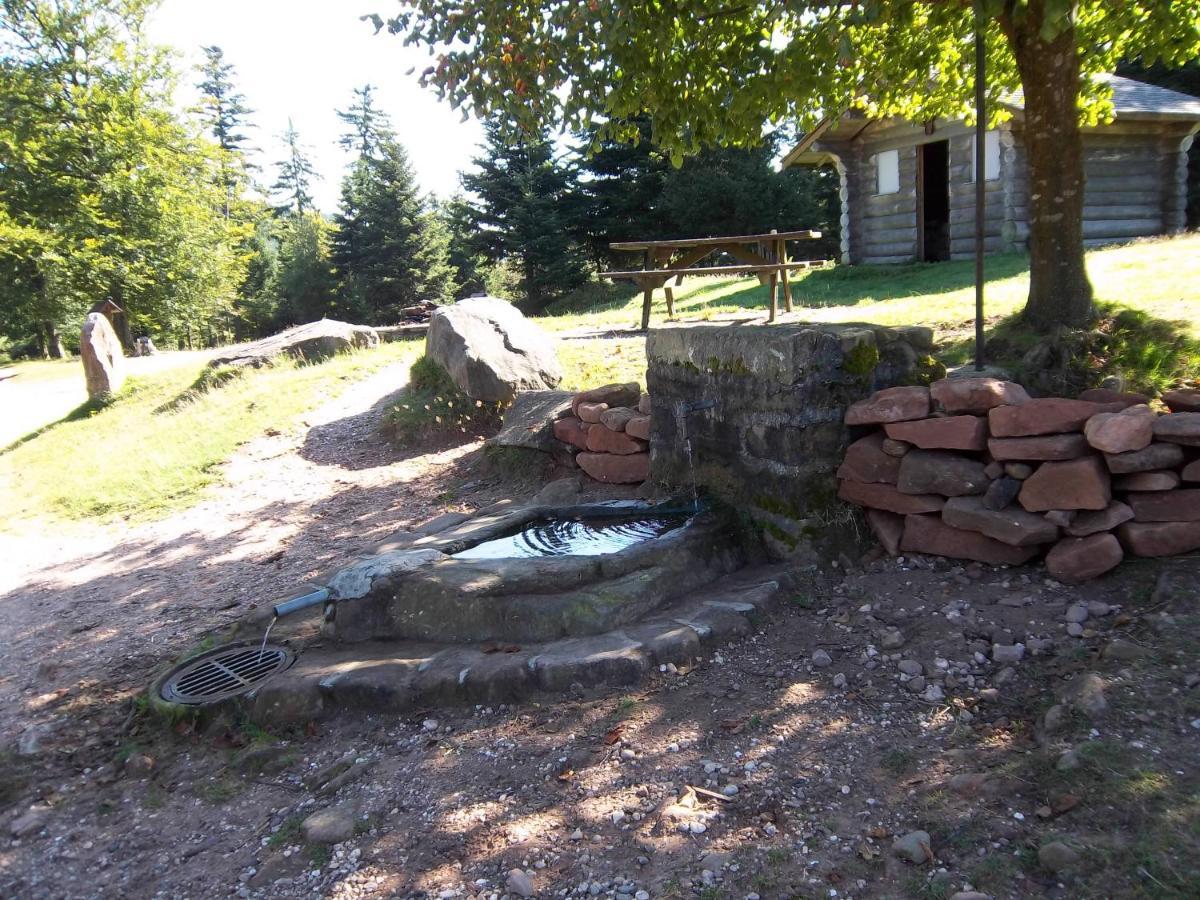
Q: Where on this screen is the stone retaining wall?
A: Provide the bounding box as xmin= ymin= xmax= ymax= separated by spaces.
xmin=552 ymin=383 xmax=654 ymax=484
xmin=838 ymin=380 xmax=1200 ymax=581
xmin=645 ymin=320 xmax=936 ymax=553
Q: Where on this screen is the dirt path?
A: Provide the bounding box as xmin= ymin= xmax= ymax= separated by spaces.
xmin=0 ymin=360 xmax=484 ymax=747
xmin=1 ymin=364 xmax=1197 ymax=899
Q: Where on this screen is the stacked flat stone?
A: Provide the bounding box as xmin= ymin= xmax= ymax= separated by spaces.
xmin=838 ymin=379 xmax=1200 ymax=583
xmin=552 ymin=382 xmax=653 ymax=484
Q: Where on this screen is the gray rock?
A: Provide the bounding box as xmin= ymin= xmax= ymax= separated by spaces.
xmin=1065 ymin=604 xmax=1089 ymax=624
xmin=506 ymin=868 xmax=537 ymax=897
xmin=301 ymin=807 xmax=357 ymax=844
xmin=80 ymin=312 xmax=126 ymax=400
xmin=982 ymin=476 xmax=1022 ymax=511
xmin=1038 ymin=841 xmax=1080 ymax=872
xmin=881 ymin=628 xmax=906 ymax=650
xmin=893 ymin=830 xmax=933 ymax=864
xmin=1061 ymin=672 xmax=1107 ymax=719
xmin=9 ymin=806 xmax=50 ymax=838
xmin=1103 ymin=638 xmax=1147 ymax=661
xmin=488 ymin=390 xmax=575 ymax=452
xmin=811 ymin=649 xmax=833 ymax=668
xmin=1042 ymin=703 xmax=1068 ymax=734
xmin=922 ymin=684 xmax=946 ymax=702
xmin=532 ymin=477 xmax=583 ymax=506
xmin=898 ymin=659 xmax=924 ymax=676
xmin=905 ymin=676 xmax=927 ymax=692
xmin=1056 ymin=749 xmax=1081 ymax=771
xmin=210 ymin=319 xmax=378 ymax=368
xmin=991 ymin=643 xmax=1025 ymax=664
xmin=426 ymin=297 xmax=562 ymax=402
xmin=949 ymin=894 xmax=991 ymax=900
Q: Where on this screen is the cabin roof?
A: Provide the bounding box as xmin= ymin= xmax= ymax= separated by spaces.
xmin=783 ymin=75 xmax=1200 ymax=167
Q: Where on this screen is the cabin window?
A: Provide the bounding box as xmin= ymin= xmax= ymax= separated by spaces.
xmin=874 ymin=149 xmax=900 ymax=195
xmin=971 ymin=130 xmax=1001 ymax=182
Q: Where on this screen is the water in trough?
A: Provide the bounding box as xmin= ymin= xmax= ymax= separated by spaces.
xmin=452 ymin=514 xmax=686 ymax=560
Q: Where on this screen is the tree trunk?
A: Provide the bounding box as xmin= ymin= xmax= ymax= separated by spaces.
xmin=1000 ymin=2 xmax=1095 ymax=330
xmin=44 ymin=321 xmax=65 ymax=359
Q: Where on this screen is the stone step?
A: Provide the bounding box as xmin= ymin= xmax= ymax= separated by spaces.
xmin=249 ymin=564 xmax=794 ymax=727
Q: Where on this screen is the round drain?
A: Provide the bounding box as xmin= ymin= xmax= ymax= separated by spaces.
xmin=160 ymin=641 xmax=295 ymax=706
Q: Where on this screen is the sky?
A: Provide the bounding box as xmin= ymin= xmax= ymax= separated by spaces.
xmin=147 ymin=0 xmax=484 ymax=212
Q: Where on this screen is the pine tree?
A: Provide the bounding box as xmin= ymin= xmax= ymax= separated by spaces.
xmin=331 ymin=88 xmax=451 ymax=321
xmin=460 ymin=120 xmax=589 ymax=312
xmin=195 ymin=46 xmax=254 ymax=158
xmin=336 ymin=84 xmax=394 ymax=159
xmin=271 ymin=119 xmax=318 ymax=216
xmin=271 ymin=211 xmax=336 ymax=326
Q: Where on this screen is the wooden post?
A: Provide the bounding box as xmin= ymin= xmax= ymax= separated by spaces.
xmin=777 ymin=238 xmax=793 ymax=312
xmin=640 ymin=248 xmax=653 ymax=331
xmin=768 ymin=272 xmax=778 ymax=322
xmin=659 ymin=248 xmax=675 ymax=318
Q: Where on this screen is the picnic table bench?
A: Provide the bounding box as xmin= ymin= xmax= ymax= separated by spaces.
xmin=600 ymin=229 xmax=825 ymax=328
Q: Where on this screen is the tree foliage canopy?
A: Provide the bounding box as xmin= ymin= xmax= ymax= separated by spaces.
xmin=383 ymin=1 xmax=1200 ymax=158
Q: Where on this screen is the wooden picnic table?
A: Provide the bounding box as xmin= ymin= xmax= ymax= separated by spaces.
xmin=601 ymin=229 xmax=825 ymax=328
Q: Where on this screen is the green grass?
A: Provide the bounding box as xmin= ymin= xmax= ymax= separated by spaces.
xmin=382 ymin=355 xmax=507 ymax=447
xmin=0 ymin=340 xmax=424 ymax=525
xmin=540 ymin=235 xmax=1200 ymax=390
xmin=556 ymin=337 xmax=646 ymax=391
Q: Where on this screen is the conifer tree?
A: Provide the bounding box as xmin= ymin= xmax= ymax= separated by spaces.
xmin=331 ymin=88 xmax=451 ymax=321
xmin=460 ymin=120 xmax=588 ymax=312
xmin=271 ymin=119 xmax=317 ymax=216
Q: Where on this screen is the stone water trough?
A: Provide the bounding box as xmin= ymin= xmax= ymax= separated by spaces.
xmin=153 ymin=498 xmax=793 ymax=727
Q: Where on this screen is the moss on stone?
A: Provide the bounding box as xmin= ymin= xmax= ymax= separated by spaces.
xmin=843 ymin=342 xmax=881 ymax=376
xmin=905 ymin=354 xmax=948 ymax=385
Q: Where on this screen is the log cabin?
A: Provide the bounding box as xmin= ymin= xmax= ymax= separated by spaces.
xmin=782 ymin=75 xmax=1200 ymax=265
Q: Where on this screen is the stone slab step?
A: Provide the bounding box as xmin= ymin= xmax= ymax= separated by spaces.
xmin=249 ymin=564 xmax=793 ymax=727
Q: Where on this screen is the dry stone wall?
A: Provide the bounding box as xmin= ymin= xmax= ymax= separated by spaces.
xmin=552 ymin=382 xmax=653 ymax=484
xmin=838 ymin=379 xmax=1200 ymax=581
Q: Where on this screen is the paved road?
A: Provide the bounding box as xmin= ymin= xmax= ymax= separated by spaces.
xmin=0 ymin=351 xmax=212 ymax=449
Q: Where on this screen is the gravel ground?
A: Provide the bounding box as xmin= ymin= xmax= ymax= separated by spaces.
xmin=1 ymin=364 xmax=1198 ymax=899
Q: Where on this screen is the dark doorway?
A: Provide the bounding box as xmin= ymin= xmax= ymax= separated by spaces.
xmin=919 ymin=140 xmax=951 ymax=262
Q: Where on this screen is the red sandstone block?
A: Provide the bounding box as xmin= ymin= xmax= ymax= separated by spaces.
xmin=942 ymin=495 xmax=1060 ymax=547
xmin=1018 ymin=456 xmax=1111 ymax=512
xmin=1113 ymin=471 xmax=1181 ymax=492
xmin=1084 ymin=404 xmax=1155 ymax=454
xmin=576 ymin=401 xmax=608 ymax=424
xmin=884 ymin=415 xmax=988 ymax=451
xmin=624 ymin=414 xmax=651 ymax=441
xmin=571 ymin=382 xmax=640 ymax=416
xmin=844 ymin=386 xmax=930 ymax=426
xmin=866 ymin=509 xmax=904 ymax=556
xmin=896 ymin=449 xmax=989 ymax=497
xmin=1153 ymin=412 xmax=1200 ymax=447
xmin=599 ymin=406 xmax=637 ymax=432
xmin=1127 ymin=489 xmax=1200 ymax=522
xmin=1162 ymin=388 xmax=1200 ymax=413
xmin=1104 ymin=442 xmax=1185 ymax=474
xmin=930 ymin=377 xmax=1029 ymax=414
xmin=1079 ymin=388 xmax=1151 ymax=408
xmin=899 ymin=514 xmax=1040 ymax=566
xmin=989 ymin=398 xmax=1124 ymax=437
xmin=988 ymin=433 xmax=1089 ymax=461
xmin=1065 ymin=501 xmax=1134 ymax=537
xmin=576 ymin=451 xmax=650 ymax=484
xmin=552 ymin=416 xmax=591 ymax=450
xmin=1116 ymin=520 xmax=1200 ymax=557
xmin=837 ymin=479 xmax=945 ymax=515
xmin=1045 ymin=533 xmax=1123 ymax=584
xmin=836 ymin=432 xmax=902 ymax=484
xmin=585 ymin=426 xmax=647 ymax=455
xmin=1182 ymin=459 xmax=1200 ymax=482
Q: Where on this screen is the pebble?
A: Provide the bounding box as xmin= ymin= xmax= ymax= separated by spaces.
xmin=1038 ymin=841 xmax=1080 ymax=872
xmin=898 ymin=659 xmax=924 ymax=676
xmin=301 ymin=807 xmax=356 ymax=844
xmin=422 ymin=718 xmax=440 ymax=732
xmin=991 ymin=643 xmax=1025 ymax=665
xmin=506 ymin=868 xmax=537 ymax=897
xmin=812 ymin=649 xmax=832 ymax=668
xmin=832 ymin=672 xmax=847 ymax=688
xmin=1065 ymin=604 xmax=1089 ymax=624
xmin=892 ymin=830 xmax=932 ymax=864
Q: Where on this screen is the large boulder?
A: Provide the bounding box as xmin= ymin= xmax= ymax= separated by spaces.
xmin=426 ymin=297 xmax=562 ymax=402
xmin=210 ymin=319 xmax=379 ymax=368
xmin=80 ymin=312 xmax=127 ymax=400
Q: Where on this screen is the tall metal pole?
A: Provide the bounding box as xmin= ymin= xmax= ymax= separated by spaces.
xmin=974 ymin=1 xmax=987 ymax=371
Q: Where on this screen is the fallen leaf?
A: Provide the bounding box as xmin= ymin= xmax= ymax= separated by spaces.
xmin=720 ymin=718 xmax=747 ymax=734
xmin=857 ymin=842 xmax=879 ymax=860
xmin=867 ymin=825 xmax=890 ymax=839
xmin=1051 ymin=793 xmax=1081 ymax=815
xmin=602 ymin=725 xmax=624 ymax=745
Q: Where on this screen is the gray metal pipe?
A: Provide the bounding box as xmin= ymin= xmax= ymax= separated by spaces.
xmin=272 ymin=587 xmax=331 ymax=618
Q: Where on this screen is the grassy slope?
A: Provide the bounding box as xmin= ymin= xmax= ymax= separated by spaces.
xmin=0 ymin=340 xmax=424 ymax=525
xmin=542 ymin=234 xmax=1200 ymax=348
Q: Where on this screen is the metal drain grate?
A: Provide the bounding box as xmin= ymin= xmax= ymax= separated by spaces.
xmin=160 ymin=642 xmax=295 ymax=705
